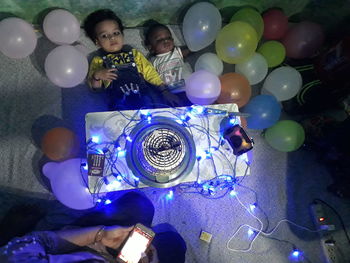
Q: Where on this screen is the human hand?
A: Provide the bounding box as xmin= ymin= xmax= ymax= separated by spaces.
xmin=93 ymin=68 xmax=118 ymax=82
xmin=162 ymin=90 xmax=180 ymax=107
xmin=100 ymin=225 xmax=133 ymax=249
xmin=139 ymin=245 xmax=159 ymax=263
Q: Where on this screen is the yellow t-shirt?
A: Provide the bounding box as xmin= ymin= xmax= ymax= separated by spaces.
xmin=88 ymin=48 xmax=163 ymax=88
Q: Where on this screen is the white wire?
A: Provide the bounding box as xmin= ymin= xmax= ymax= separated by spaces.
xmin=226 ymin=186 xmax=321 ymax=253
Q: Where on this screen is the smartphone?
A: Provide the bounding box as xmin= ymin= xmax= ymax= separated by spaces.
xmin=116 ymin=223 xmax=155 ymax=263
xmin=223 ymin=124 xmax=254 ymax=156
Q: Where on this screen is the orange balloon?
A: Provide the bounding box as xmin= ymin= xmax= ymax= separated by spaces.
xmin=41 ymin=127 xmax=79 ymax=161
xmin=217 ymin=73 xmax=251 ymax=108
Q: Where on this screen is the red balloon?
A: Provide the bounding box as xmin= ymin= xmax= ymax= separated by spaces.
xmin=263 ymin=9 xmax=288 ymax=40
xmin=282 ymin=21 xmax=324 ymax=59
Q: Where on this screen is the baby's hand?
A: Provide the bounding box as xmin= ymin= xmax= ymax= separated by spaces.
xmin=93 ymin=68 xmax=118 ymax=82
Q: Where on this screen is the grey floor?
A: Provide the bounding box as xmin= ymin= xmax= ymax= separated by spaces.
xmin=1 ymin=26 xmax=350 ymax=263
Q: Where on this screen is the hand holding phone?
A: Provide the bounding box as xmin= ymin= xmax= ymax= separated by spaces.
xmin=101 ymin=225 xmax=134 ymax=249
xmin=117 ymin=223 xmax=155 ymax=263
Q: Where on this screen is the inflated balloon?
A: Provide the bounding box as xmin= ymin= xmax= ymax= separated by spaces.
xmin=235 ymin=53 xmax=268 ymax=85
xmin=0 ymin=17 xmax=37 ymax=59
xmin=185 ymin=70 xmax=221 ymax=105
xmin=215 ymin=21 xmax=258 ymax=64
xmin=263 ymin=9 xmax=288 ymax=40
xmin=282 ymin=21 xmax=324 ymax=59
xmin=230 ymin=7 xmax=264 ymax=40
xmin=182 ymin=2 xmax=222 ymax=51
xmin=43 ymin=9 xmax=80 ymax=45
xmin=41 ymin=127 xmax=79 ymax=161
xmin=242 ymin=95 xmax=281 ymax=129
xmin=195 ymin=52 xmax=223 ymax=76
xmin=257 ymin=40 xmax=286 ymax=67
xmin=43 ymin=159 xmax=95 ymax=210
xmin=45 ymin=45 xmax=88 ymax=88
xmin=262 ymin=66 xmax=302 ymax=101
xmin=217 ymin=73 xmax=251 ymax=108
xmin=264 ymin=120 xmax=305 ymax=152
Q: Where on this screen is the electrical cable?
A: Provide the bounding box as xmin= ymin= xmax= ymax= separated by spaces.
xmin=313 ymin=198 xmax=350 ymax=245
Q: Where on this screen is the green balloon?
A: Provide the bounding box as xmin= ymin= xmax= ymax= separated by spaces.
xmin=257 ymin=41 xmax=286 ymax=68
xmin=264 ymin=120 xmax=305 ymax=152
xmin=230 ymin=7 xmax=264 ymax=40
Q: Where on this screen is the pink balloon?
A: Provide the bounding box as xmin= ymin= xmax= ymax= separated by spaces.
xmin=185 ymin=70 xmax=221 ymax=105
xmin=282 ymin=21 xmax=324 ymax=59
xmin=0 ymin=17 xmax=37 ymax=59
xmin=43 ymin=158 xmax=95 ymax=210
xmin=43 ymin=9 xmax=80 ymax=45
xmin=45 ymin=45 xmax=88 ymax=88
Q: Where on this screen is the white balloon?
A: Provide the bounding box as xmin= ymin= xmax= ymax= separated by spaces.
xmin=262 ymin=66 xmax=302 ymax=101
xmin=43 ymin=9 xmax=80 ymax=45
xmin=182 ymin=2 xmax=222 ymax=51
xmin=0 ymin=17 xmax=37 ymax=59
xmin=45 ymin=45 xmax=88 ymax=88
xmin=235 ymin=53 xmax=268 ymax=85
xmin=195 ymin=52 xmax=223 ymax=76
xmin=185 ymin=70 xmax=221 ymax=105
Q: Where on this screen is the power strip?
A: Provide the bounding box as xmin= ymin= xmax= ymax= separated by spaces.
xmin=310 ymin=202 xmax=344 ymax=263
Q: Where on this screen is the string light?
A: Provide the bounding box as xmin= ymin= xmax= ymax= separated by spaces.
xmin=91 ymin=136 xmax=100 ymax=143
xmin=166 ymin=190 xmax=174 ymax=200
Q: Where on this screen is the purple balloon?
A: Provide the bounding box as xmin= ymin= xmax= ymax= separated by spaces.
xmin=282 ymin=21 xmax=324 ymax=59
xmin=43 ymin=158 xmax=95 ymax=210
xmin=0 ymin=17 xmax=37 ymax=59
xmin=185 ymin=70 xmax=221 ymax=105
xmin=45 ymin=45 xmax=88 ymax=88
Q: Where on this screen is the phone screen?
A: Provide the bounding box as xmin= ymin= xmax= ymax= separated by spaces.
xmin=117 ymin=226 xmax=153 ymax=263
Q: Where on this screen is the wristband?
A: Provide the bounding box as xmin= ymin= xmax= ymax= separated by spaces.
xmin=94 ymin=226 xmax=105 ymax=243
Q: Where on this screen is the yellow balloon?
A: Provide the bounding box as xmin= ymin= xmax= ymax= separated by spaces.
xmin=215 ymin=21 xmax=258 ymax=64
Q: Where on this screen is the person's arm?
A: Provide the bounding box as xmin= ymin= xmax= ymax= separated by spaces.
xmin=88 ymin=57 xmax=117 ymax=91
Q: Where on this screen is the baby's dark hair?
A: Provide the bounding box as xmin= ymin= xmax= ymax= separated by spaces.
xmin=83 ymin=9 xmax=124 ymax=42
xmin=144 ymin=22 xmax=171 ymax=46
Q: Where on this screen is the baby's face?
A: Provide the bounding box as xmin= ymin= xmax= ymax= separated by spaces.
xmin=95 ymin=20 xmax=124 ymax=53
xmin=149 ymin=28 xmax=174 ymax=55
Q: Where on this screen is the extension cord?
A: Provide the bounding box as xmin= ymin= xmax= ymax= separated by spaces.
xmin=310 ymin=202 xmax=344 ymax=263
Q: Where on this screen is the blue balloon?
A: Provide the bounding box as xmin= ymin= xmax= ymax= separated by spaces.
xmin=242 ymin=95 xmax=281 ymax=129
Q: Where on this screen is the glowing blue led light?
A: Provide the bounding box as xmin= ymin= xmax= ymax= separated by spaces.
xmin=247 ymin=228 xmax=254 ymax=237
xmin=180 ymin=115 xmax=187 ymax=120
xmin=82 ymin=163 xmax=88 ymax=170
xmin=126 ymin=136 xmax=132 ymax=142
xmin=116 ymin=175 xmax=123 ymax=181
xmin=166 ymin=190 xmax=174 ymax=200
xmin=104 ymin=199 xmax=112 ymax=205
xmin=117 ymin=146 xmax=122 ymax=151
xmin=191 ymin=105 xmax=205 ymax=114
xmin=205 ymin=150 xmax=212 ymax=159
xmin=133 ymin=176 xmax=139 ymax=181
xmin=140 ymin=109 xmax=150 ymax=116
xmin=91 ymin=136 xmax=100 ymax=143
xmin=249 ymin=204 xmax=256 ymax=212
xmin=197 ymin=179 xmax=201 ymax=184
xmin=291 ymin=249 xmax=302 ymax=260
xmin=96 ymin=199 xmax=102 ymax=203
xmin=230 ymin=190 xmax=237 ymax=197
xmin=229 ymin=118 xmax=237 ymax=125
xmin=117 ymin=150 xmax=126 ymax=158
xmin=97 ymin=149 xmax=104 ymax=154
xmin=147 ymin=116 xmax=152 ymax=122
xmin=106 ymin=180 xmax=121 ymax=191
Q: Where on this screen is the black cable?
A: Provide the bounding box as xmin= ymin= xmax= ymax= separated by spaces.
xmin=260 ymin=235 xmax=313 ymax=263
xmin=313 ymin=198 xmax=350 ymax=245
